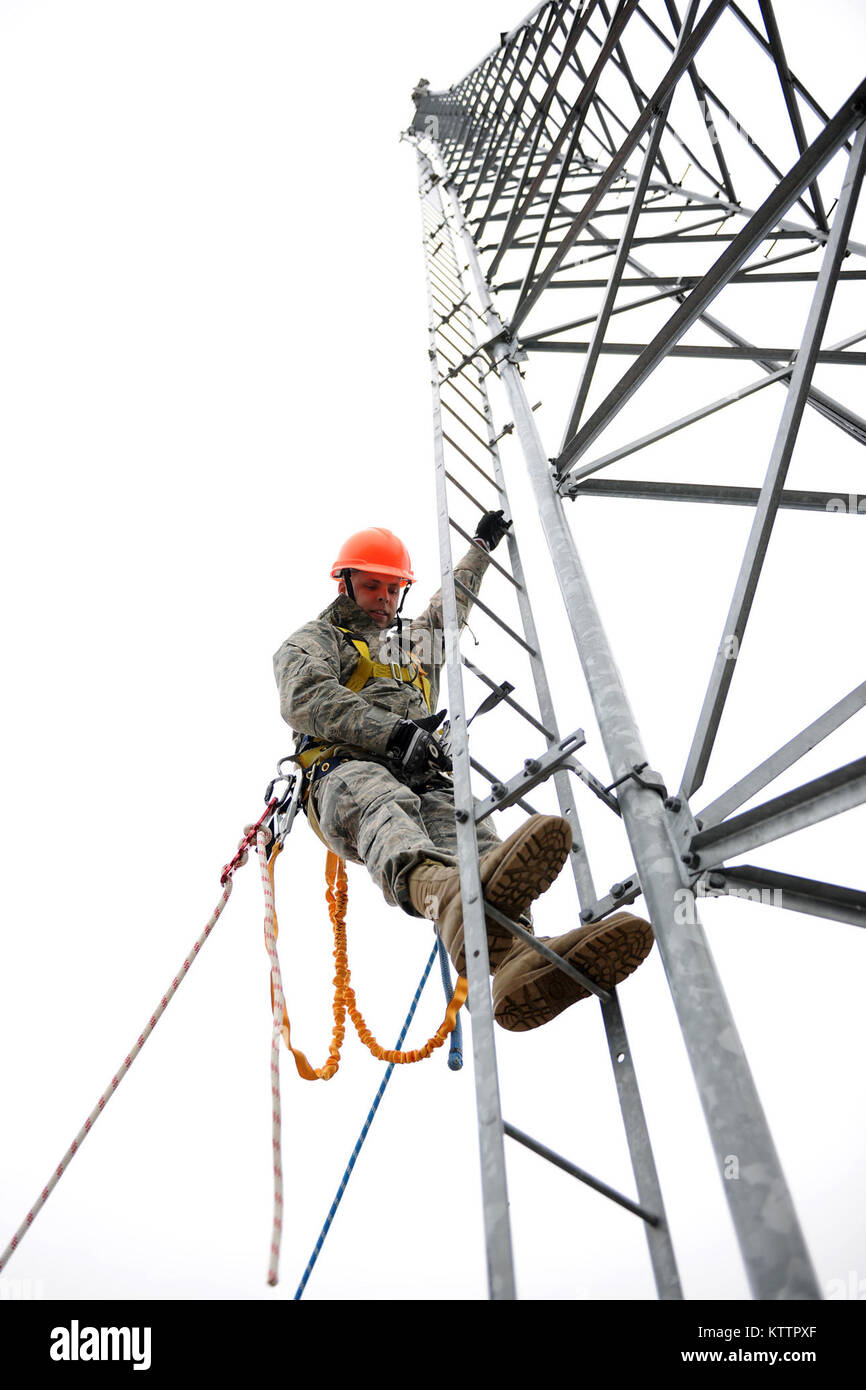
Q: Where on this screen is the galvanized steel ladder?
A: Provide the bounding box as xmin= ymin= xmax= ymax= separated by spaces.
xmin=404 ymin=0 xmax=866 ymax=1302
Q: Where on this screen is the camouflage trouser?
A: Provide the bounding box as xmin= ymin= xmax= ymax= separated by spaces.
xmin=309 ymin=758 xmax=501 ymax=915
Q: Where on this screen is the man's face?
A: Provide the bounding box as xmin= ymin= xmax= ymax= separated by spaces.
xmin=338 ymin=570 xmax=402 ymax=628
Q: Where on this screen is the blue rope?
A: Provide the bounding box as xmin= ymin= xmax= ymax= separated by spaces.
xmin=293 ymin=938 xmax=454 ymax=1300
xmin=437 ymin=935 xmax=463 ymax=1070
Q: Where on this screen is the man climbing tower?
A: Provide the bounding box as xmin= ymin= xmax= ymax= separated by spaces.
xmin=273 ymin=518 xmax=653 ymax=1031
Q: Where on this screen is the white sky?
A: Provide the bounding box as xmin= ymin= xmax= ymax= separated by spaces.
xmin=0 ymin=0 xmax=864 ymax=1304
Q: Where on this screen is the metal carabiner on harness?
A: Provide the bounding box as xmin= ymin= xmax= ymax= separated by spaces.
xmin=264 ymin=756 xmax=302 ymax=851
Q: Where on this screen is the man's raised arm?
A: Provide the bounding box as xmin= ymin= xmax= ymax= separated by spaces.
xmin=409 ymin=510 xmax=511 ymax=665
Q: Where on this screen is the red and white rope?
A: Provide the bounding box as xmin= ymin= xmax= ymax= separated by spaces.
xmin=257 ymin=828 xmax=285 ymax=1286
xmin=0 ymin=805 xmax=276 ymax=1279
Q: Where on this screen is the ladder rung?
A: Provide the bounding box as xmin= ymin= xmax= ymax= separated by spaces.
xmin=502 ymin=1123 xmax=659 ymax=1225
xmin=442 ymin=375 xmax=490 ymax=426
xmin=434 ymin=292 xmax=470 ymax=326
xmin=435 ymin=314 xmax=476 ymax=360
xmin=483 ymin=902 xmax=610 ymax=1000
xmin=443 ymin=430 xmax=504 ymax=494
xmin=449 ymin=519 xmax=521 ymax=589
xmin=462 ymin=654 xmax=553 ymax=737
xmin=445 ymin=469 xmax=502 ymax=514
xmin=454 ymin=579 xmax=538 ymax=655
xmin=444 ymin=401 xmax=500 ymax=456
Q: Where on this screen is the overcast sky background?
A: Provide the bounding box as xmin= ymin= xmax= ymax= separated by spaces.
xmin=0 ymin=0 xmax=864 ymax=1304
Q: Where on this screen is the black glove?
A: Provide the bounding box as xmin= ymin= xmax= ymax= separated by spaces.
xmin=387 ymin=710 xmax=452 ymax=777
xmin=474 ymin=509 xmax=512 ymax=552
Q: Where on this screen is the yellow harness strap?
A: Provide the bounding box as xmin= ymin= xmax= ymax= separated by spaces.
xmin=340 ymin=631 xmax=433 ymax=712
xmin=266 ymin=843 xmax=467 ymax=1081
xmin=296 ymin=629 xmax=433 ymax=774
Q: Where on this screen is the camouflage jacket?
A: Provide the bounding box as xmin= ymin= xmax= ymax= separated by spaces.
xmin=273 ymin=544 xmax=491 ymax=764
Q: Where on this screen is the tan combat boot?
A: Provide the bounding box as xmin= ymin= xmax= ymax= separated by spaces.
xmin=478 ymin=815 xmax=572 ymax=971
xmin=492 ymin=911 xmax=654 ymax=1032
xmin=407 ymin=815 xmax=573 ymax=975
xmin=407 ymin=859 xmax=465 ymax=967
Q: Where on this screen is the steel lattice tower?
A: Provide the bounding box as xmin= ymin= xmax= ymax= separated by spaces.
xmin=403 ymin=0 xmax=864 ymax=1301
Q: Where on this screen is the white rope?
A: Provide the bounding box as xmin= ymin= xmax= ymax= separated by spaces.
xmin=257 ymin=828 xmax=285 ymax=1286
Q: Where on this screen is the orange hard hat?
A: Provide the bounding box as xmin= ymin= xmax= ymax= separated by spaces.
xmin=330 ymin=528 xmax=414 ymax=585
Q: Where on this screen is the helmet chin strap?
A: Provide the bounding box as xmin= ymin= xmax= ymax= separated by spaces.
xmin=396 ymin=581 xmax=412 ymax=660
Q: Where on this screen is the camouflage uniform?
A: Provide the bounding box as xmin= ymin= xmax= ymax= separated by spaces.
xmin=273 ymin=545 xmax=501 ymax=912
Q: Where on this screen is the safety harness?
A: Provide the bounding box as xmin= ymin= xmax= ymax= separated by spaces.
xmin=295 ymin=626 xmax=433 ymax=802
